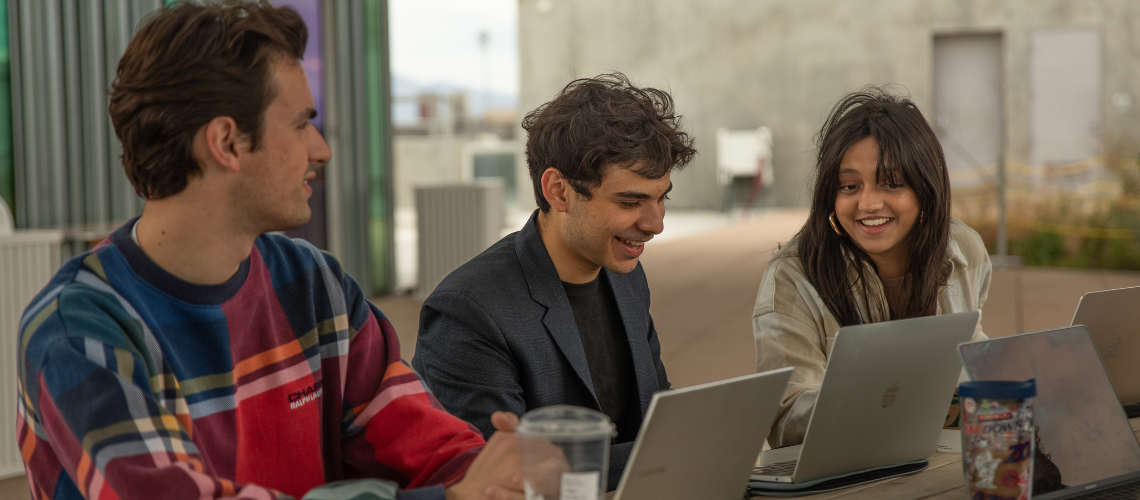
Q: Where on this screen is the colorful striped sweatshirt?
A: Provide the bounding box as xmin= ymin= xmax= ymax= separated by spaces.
xmin=17 ymin=220 xmax=485 ymax=500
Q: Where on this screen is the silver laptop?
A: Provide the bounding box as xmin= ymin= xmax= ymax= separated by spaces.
xmin=959 ymin=326 xmax=1140 ymax=499
xmin=752 ymin=311 xmax=978 ymax=484
xmin=612 ymin=367 xmax=793 ymax=500
xmin=1071 ymin=286 xmax=1140 ymax=405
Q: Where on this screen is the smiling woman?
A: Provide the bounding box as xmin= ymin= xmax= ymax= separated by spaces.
xmin=833 ymin=136 xmax=923 ymax=280
xmin=751 ymin=87 xmax=992 ymax=448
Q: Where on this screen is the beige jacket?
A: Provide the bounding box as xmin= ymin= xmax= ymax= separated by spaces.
xmin=752 ymin=219 xmax=991 ymax=447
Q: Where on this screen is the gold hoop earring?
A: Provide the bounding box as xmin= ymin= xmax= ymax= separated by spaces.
xmin=829 ymin=212 xmax=844 ymax=237
xmin=920 ymin=211 xmax=925 ymax=224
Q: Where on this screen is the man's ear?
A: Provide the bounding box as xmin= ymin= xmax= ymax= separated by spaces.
xmin=198 ymin=116 xmax=246 ymax=174
xmin=540 ymin=168 xmax=572 ymax=213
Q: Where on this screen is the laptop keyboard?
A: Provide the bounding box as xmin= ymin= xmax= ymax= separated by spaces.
xmin=1077 ymin=480 xmax=1140 ymax=499
xmin=753 ymin=459 xmax=798 ymax=476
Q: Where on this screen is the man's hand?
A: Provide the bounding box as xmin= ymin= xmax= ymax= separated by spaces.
xmin=446 ymin=412 xmax=524 ymax=500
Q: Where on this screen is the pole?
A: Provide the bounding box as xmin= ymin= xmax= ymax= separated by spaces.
xmin=997 ymin=154 xmax=1008 ymax=258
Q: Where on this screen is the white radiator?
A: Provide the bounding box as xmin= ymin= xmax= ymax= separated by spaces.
xmin=415 ymin=181 xmax=504 ymax=298
xmin=0 ymin=230 xmax=63 ymax=480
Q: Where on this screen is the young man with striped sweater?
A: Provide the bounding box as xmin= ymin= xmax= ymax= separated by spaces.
xmin=16 ymin=3 xmax=521 ymax=500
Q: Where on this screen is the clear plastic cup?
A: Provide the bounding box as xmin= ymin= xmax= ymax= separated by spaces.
xmin=959 ymin=380 xmax=1036 ymax=500
xmin=516 ymin=405 xmax=616 ymax=500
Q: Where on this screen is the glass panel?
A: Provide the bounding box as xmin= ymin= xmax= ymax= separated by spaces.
xmin=365 ymin=0 xmax=393 ymax=294
xmin=0 ymin=0 xmax=12 ymax=216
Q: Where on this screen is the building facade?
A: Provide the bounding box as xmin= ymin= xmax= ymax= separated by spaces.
xmin=519 ymin=0 xmax=1140 ymax=209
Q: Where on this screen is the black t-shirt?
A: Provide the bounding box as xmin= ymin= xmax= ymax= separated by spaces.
xmin=562 ymin=273 xmax=639 ymax=443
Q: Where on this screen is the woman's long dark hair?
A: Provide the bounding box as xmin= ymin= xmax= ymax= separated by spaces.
xmin=796 ymin=87 xmax=952 ymax=326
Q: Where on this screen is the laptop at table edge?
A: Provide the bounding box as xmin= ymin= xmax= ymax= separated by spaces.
xmin=957 ymin=325 xmax=1140 ymax=500
xmin=1070 ymin=285 xmax=1140 ymax=408
xmin=612 ymin=366 xmax=794 ymax=500
xmin=752 ymin=311 xmax=977 ymax=485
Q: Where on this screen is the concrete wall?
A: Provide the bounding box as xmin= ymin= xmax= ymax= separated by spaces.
xmin=519 ymin=0 xmax=1140 ymax=209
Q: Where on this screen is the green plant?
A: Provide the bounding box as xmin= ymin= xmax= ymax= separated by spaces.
xmin=1099 ymin=239 xmax=1140 ymax=270
xmin=1017 ymin=231 xmax=1065 ymax=266
xmin=1075 ymin=205 xmax=1140 ymax=270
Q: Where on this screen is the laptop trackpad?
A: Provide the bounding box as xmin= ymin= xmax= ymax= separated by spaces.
xmin=756 ymin=444 xmax=802 ymax=466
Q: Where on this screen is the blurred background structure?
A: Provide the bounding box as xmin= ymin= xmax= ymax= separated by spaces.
xmin=388 ymin=0 xmax=525 ymax=293
xmin=520 ymin=0 xmax=1140 ymax=267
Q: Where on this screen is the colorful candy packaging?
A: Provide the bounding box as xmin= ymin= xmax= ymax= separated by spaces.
xmin=959 ymin=380 xmax=1036 ymax=500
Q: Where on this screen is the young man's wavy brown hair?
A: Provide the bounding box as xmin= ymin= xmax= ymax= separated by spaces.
xmin=522 ymin=72 xmax=696 ymax=212
xmin=108 ymin=0 xmax=307 ymax=200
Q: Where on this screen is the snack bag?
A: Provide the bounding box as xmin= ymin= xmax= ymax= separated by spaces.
xmin=960 ymin=380 xmax=1035 ymax=500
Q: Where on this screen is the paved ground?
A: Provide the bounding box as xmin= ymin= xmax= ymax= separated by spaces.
xmin=5 ymin=210 xmax=1139 ymax=497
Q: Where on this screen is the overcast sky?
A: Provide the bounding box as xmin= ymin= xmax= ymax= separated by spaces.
xmin=389 ymin=0 xmax=518 ymax=99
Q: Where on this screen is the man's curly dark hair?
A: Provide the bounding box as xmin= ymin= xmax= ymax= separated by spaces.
xmin=522 ymin=72 xmax=697 ymax=212
xmin=1034 ymin=429 xmax=1066 ymax=495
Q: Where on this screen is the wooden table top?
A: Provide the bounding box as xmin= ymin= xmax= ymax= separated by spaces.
xmin=604 ymin=417 xmax=1140 ymax=500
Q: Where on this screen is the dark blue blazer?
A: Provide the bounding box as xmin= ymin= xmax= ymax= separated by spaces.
xmin=413 ymin=211 xmax=670 ymax=490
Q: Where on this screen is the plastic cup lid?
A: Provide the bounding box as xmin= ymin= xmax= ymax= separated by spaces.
xmin=516 ymin=405 xmax=616 ymax=441
xmin=959 ymin=379 xmax=1036 ymax=400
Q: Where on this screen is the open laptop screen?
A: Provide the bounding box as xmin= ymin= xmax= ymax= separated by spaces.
xmin=959 ymin=326 xmax=1140 ymax=498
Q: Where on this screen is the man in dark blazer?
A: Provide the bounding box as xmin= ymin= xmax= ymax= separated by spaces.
xmin=413 ymin=73 xmax=697 ymax=491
